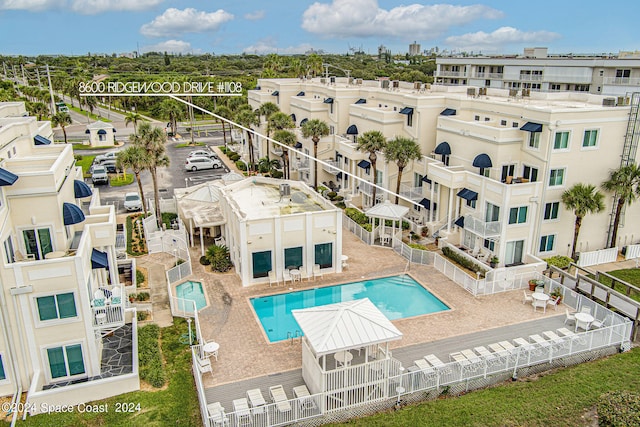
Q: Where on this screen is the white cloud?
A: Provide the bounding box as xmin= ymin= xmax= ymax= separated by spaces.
xmin=0 ymin=0 xmax=63 ymax=11
xmin=140 ymin=7 xmax=234 ymax=38
xmin=71 ymin=0 xmax=163 ymax=14
xmin=445 ymin=26 xmax=561 ymax=52
xmin=141 ymin=39 xmax=201 ymax=54
xmin=242 ymin=40 xmax=313 ymax=55
xmin=244 ymin=10 xmax=264 ymax=21
xmin=302 ymin=0 xmax=502 ymax=39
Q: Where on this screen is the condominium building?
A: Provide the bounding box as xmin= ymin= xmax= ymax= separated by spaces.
xmin=0 ymin=102 xmax=138 ymax=415
xmin=249 ymin=77 xmax=640 ymax=267
xmin=435 ymin=47 xmax=640 ymax=97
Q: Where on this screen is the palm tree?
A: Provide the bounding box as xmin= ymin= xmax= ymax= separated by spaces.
xmin=257 ymin=157 xmax=281 ymax=176
xmin=159 ymin=99 xmax=184 ymax=136
xmin=273 ymin=130 xmax=297 ymax=179
xmin=124 ymin=111 xmax=143 ymax=135
xmin=130 ymin=122 xmax=169 ymax=224
xmin=602 ymin=164 xmax=640 ymax=248
xmin=258 ymin=102 xmax=280 ymax=159
xmin=356 ymin=131 xmax=387 ymax=204
xmin=267 ymin=112 xmax=294 ymax=160
xmin=117 ymin=145 xmax=151 ymax=214
xmin=51 ymin=112 xmax=72 ymax=143
xmin=305 ymin=53 xmax=323 ymax=78
xmin=214 ymin=105 xmax=232 ymax=148
xmin=234 ymin=109 xmax=260 ymax=173
xmin=561 ymin=183 xmax=606 ymax=260
xmin=384 ymin=137 xmax=422 ymax=204
xmin=301 ymin=119 xmax=330 ymax=189
xmin=30 ymin=102 xmax=49 ymax=120
xmin=83 ymin=96 xmax=97 ymax=116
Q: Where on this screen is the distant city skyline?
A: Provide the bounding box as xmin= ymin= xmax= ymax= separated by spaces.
xmin=1 ymin=0 xmax=639 ymax=56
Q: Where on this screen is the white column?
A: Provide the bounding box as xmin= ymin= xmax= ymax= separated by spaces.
xmin=447 ymin=188 xmax=454 ymax=233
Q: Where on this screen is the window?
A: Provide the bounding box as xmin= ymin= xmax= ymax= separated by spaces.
xmin=479 ymin=168 xmax=490 ymax=177
xmin=3 ymin=237 xmax=14 ymax=264
xmin=0 ymin=354 xmax=5 ymax=381
xmin=528 ymin=132 xmax=540 ymax=149
xmin=406 ymin=113 xmax=413 ymax=127
xmin=505 ymin=240 xmax=524 ymax=265
xmin=474 ymin=115 xmax=480 ymax=121
xmin=616 ymin=69 xmax=631 ymax=78
xmin=549 ymin=168 xmax=565 ymax=186
xmin=22 ymin=228 xmax=52 ymax=260
xmin=483 ymin=239 xmax=495 ymax=251
xmin=485 ymin=203 xmax=500 ymax=222
xmin=284 ymin=247 xmax=303 ymax=270
xmin=550 ymin=83 xmax=561 ymax=91
xmin=512 ymin=122 xmax=519 ymax=128
xmin=36 ymin=293 xmax=77 ymax=321
xmin=508 ymin=206 xmax=528 ymax=224
xmin=500 ymin=120 xmax=507 ymax=126
xmin=251 ymin=251 xmax=272 ymax=279
xmin=522 ymin=165 xmax=538 ymax=182
xmin=414 ymin=173 xmax=423 ymax=188
xmin=583 ymin=129 xmax=598 ymax=147
xmin=47 ymin=344 xmax=85 ymax=379
xmin=484 ymin=117 xmax=490 ymax=122
xmin=599 ymin=70 xmax=604 ymax=77
xmin=466 ymin=199 xmax=476 ymax=208
xmin=501 ymin=164 xmax=515 ymax=182
xmin=554 ymin=131 xmax=569 ymax=149
xmin=574 ymin=84 xmax=590 ymax=92
xmin=314 ymin=243 xmax=333 ymax=269
xmin=376 ymin=170 xmax=383 ymax=185
xmin=544 ymin=202 xmax=560 ymax=220
xmin=540 ymin=235 xmax=555 ymax=252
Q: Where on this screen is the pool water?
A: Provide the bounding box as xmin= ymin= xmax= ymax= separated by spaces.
xmin=251 ymin=274 xmax=449 ymax=342
xmin=176 ymin=280 xmax=207 ymax=312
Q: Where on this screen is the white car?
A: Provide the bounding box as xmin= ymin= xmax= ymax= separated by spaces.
xmin=95 ymin=151 xmax=119 ymax=164
xmin=185 ymin=156 xmax=222 ymax=171
xmin=123 ymin=192 xmax=143 ymax=211
xmin=188 ymin=149 xmax=217 ymax=159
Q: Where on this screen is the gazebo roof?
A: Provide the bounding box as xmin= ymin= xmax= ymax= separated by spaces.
xmin=221 ymin=171 xmax=244 ymax=184
xmin=292 ymin=298 xmax=403 ymax=356
xmin=175 ymin=182 xmax=225 ymax=227
xmin=365 ymin=200 xmax=409 ymax=221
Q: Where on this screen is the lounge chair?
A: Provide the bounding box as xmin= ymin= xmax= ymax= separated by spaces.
xmin=312 ymin=264 xmax=323 ymax=280
xmin=232 ymin=398 xmax=252 ymax=426
xmin=424 ymin=354 xmax=446 ymax=368
xmin=268 ymin=270 xmax=279 ymax=287
xmin=246 ymin=388 xmax=266 ymax=414
xmin=207 ymin=402 xmax=228 ymax=426
xmin=532 ymin=298 xmax=547 ymax=313
xmin=293 ymin=385 xmax=315 ymax=409
xmin=269 ymin=385 xmax=291 ymax=413
xmin=197 ymin=357 xmax=213 ymax=377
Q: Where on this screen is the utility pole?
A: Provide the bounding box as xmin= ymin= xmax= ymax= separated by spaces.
xmin=21 ymin=64 xmax=27 ymax=86
xmin=36 ymin=67 xmax=42 ymax=89
xmin=46 ymin=64 xmax=56 ymax=115
xmin=2 ymin=62 xmax=7 ymax=79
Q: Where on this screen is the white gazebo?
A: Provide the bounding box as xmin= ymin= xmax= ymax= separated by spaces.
xmin=292 ymin=298 xmax=403 ymax=403
xmin=175 ymin=182 xmax=226 ymax=256
xmin=365 ymin=200 xmax=409 ymax=246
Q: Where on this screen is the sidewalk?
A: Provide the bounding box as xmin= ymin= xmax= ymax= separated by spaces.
xmin=135 ymin=254 xmax=174 ymax=327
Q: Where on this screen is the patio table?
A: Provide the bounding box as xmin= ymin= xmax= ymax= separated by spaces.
xmin=334 ymin=350 xmax=353 ymax=368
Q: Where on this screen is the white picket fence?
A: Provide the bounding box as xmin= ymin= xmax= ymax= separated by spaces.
xmin=577 ymin=247 xmax=618 ymax=267
xmin=625 ymin=244 xmax=640 ymax=260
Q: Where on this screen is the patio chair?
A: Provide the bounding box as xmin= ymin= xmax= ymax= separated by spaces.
xmin=14 ymin=250 xmax=35 ymax=262
xmin=282 ymin=269 xmax=292 ymax=285
xmin=93 ymin=289 xmax=106 ymax=308
xmin=564 ymin=309 xmax=576 ymax=325
xmin=268 ymin=270 xmax=279 ymax=287
xmin=580 ymin=306 xmax=592 ymax=315
xmin=299 ymin=268 xmax=310 ymax=282
xmin=269 ymin=385 xmax=291 ymax=413
xmin=522 ymin=291 xmax=533 ymax=305
xmin=197 ymin=357 xmax=213 ymax=377
xmin=312 ymin=264 xmax=323 ymax=280
xmin=206 ymin=402 xmax=228 ymax=426
xmin=246 ymin=388 xmax=266 ymax=414
xmin=532 ymin=298 xmax=547 ymax=313
xmin=547 ymin=296 xmax=561 ymax=311
xmin=293 ymin=385 xmax=316 ymax=410
xmin=470 ymin=246 xmax=480 ymax=258
xmin=111 ymin=286 xmax=122 ymax=304
xmin=591 ymin=314 xmax=612 ymax=329
xmin=232 ymin=398 xmax=252 ymax=426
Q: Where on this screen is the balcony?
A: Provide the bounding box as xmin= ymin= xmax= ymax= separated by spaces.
xmin=438 ymin=71 xmax=466 ymax=77
xmin=474 ymin=72 xmax=504 ymax=79
xmin=323 ymin=160 xmax=341 ymax=175
xmin=463 ymin=214 xmax=501 ymax=239
xmin=602 ymin=77 xmax=640 ymax=86
xmin=295 ymin=159 xmax=310 ymax=171
xmin=518 ymin=74 xmax=544 ymax=82
xmin=399 ymin=183 xmax=423 ymax=200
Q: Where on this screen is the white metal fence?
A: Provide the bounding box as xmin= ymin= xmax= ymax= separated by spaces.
xmin=577 ymin=247 xmax=618 ymax=267
xmin=342 ymin=214 xmax=372 ymax=245
xmin=625 ymin=244 xmax=640 ymax=260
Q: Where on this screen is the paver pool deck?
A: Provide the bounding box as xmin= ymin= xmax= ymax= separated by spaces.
xmin=184 ymin=231 xmax=563 ymax=388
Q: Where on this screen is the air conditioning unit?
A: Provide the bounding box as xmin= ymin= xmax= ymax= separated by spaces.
xmin=522 ymin=89 xmax=531 ymax=97
xmin=381 ymin=80 xmax=390 ymax=89
xmin=467 ymin=87 xmax=476 ymax=96
xmin=603 ymin=98 xmax=616 ymax=107
xmin=509 ymin=89 xmax=518 ymax=97
xmin=414 ymin=81 xmax=422 ymax=89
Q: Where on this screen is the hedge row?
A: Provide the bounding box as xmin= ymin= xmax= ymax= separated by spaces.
xmin=138 ymin=324 xmax=166 ymax=388
xmin=442 ymin=246 xmax=487 ymax=276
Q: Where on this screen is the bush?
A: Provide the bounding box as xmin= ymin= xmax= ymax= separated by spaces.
xmin=136 ymin=269 xmax=145 ymax=286
xmin=442 ymin=246 xmax=487 ymax=276
xmin=235 ymin=160 xmax=247 ymax=171
xmin=271 ymin=170 xmax=283 ymax=179
xmin=161 ymin=212 xmax=178 ymax=230
xmin=229 ymin=153 xmax=240 ymax=161
xmin=335 ymin=201 xmax=346 ymax=209
xmin=137 ymin=311 xmax=149 ymax=321
xmin=544 ymin=255 xmax=573 ymax=270
xmin=345 ymin=207 xmax=369 ymax=225
xmin=199 ymin=255 xmax=211 ymax=265
xmin=219 ymin=146 xmax=228 ymax=154
xmin=334 ymin=195 xmax=344 ymax=202
xmin=138 ymin=324 xmax=166 ymax=388
xmin=408 ymin=243 xmax=428 ymax=250
xmin=205 ymin=244 xmax=233 ymax=272
xmin=137 ymin=292 xmax=150 ymax=301
xmin=363 ymin=223 xmax=372 ymax=232
xmin=597 ymin=391 xmax=640 ymax=426
xmin=402 ymin=220 xmax=410 ymax=230
xmin=326 ymin=191 xmax=337 ymax=200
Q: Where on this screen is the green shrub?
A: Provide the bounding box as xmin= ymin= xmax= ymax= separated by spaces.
xmin=136 ymin=269 xmax=145 ymax=286
xmin=363 ymin=223 xmax=372 ymax=232
xmin=138 ymin=324 xmax=166 ymax=388
xmin=408 ymin=243 xmax=428 ymax=250
xmin=334 ymin=195 xmax=344 ymax=202
xmin=442 ymin=246 xmax=487 ymax=276
xmin=544 ymin=255 xmax=573 ymax=269
xmin=137 ymin=292 xmax=150 ymax=301
xmin=205 ymin=244 xmax=233 ymax=272
xmin=229 ymin=153 xmax=240 ymax=161
xmin=271 ymin=170 xmax=283 ymax=179
xmin=335 ymin=201 xmax=346 ymax=209
xmin=137 ymin=311 xmax=148 ymax=321
xmin=597 ymin=391 xmax=640 ymax=426
xmin=161 ymin=212 xmax=178 ymax=230
xmin=219 ymin=146 xmax=228 ymax=154
xmin=326 ymin=191 xmax=337 ymax=200
xmin=236 ymin=160 xmax=247 ymax=171
xmin=345 ymin=207 xmax=369 ymax=225
xmin=199 ymin=255 xmax=211 ymax=265
xmin=402 ymin=220 xmax=410 ymax=230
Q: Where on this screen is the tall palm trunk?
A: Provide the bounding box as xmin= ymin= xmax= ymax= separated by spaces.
xmin=313 ymin=137 xmax=319 ymax=189
xmin=247 ymin=133 xmax=255 ymax=174
xmin=610 ymin=197 xmax=625 ymax=248
xmin=135 ymin=171 xmax=148 ymax=214
xmin=394 ymin=165 xmax=405 ymax=204
xmin=62 ymin=126 xmax=68 ymax=144
xmin=221 ymin=121 xmax=227 ymax=148
xmin=571 ymin=216 xmax=583 ymax=260
xmin=150 ymin=167 xmax=161 ymax=226
xmin=283 ymin=149 xmax=289 ymax=179
xmin=370 ymin=152 xmax=378 ymax=203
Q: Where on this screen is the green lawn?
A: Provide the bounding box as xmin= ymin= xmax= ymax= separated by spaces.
xmin=71 ymin=144 xmax=116 ymax=151
xmin=598 ymin=268 xmax=640 ymax=303
xmin=331 ymin=348 xmax=640 ymax=427
xmin=110 ymin=173 xmax=134 ymax=187
xmin=74 ymin=154 xmax=95 ymax=177
xmin=175 ymin=142 xmax=206 ymax=148
xmin=10 ymin=318 xmax=201 ymax=427
xmin=68 ymin=106 xmax=111 ymax=123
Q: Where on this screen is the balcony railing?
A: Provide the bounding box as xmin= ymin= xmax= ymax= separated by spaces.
xmin=463 ymin=214 xmax=501 ymax=239
xmin=602 ymin=77 xmax=640 ymax=86
xmin=438 ymin=71 xmax=466 ymax=77
xmin=92 ymin=303 xmax=124 ymax=329
xmin=295 ymin=159 xmax=310 ymax=171
xmin=519 ymin=74 xmax=544 ymax=81
xmin=322 ymin=160 xmax=341 ymax=175
xmin=474 ymin=72 xmax=504 ymax=79
xmin=399 ymin=183 xmax=423 ymax=200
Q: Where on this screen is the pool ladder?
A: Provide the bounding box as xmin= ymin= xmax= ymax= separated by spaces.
xmin=288 ymin=330 xmax=302 ymax=346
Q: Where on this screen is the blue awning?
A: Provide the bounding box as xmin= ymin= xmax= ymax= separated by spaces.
xmin=34 ymin=135 xmax=51 ymax=145
xmin=294 ymin=142 xmax=302 ymax=149
xmin=520 ymin=122 xmax=542 ymax=132
xmin=97 ymin=129 xmax=107 ymax=135
xmin=355 ymin=98 xmax=366 ymax=104
xmin=419 ymin=198 xmax=436 ymax=210
xmin=434 ymin=141 xmax=451 ymax=155
xmin=74 ymin=180 xmax=93 ymax=198
xmin=457 ymin=188 xmax=478 ymax=201
xmin=454 ymin=216 xmax=465 ymax=227
xmin=0 ymin=168 xmax=18 ymax=186
xmin=85 ymin=129 xmax=90 ymax=134
xmin=290 ymin=113 xmax=296 ymax=122
xmin=254 ymin=86 xmax=261 ymax=90
xmin=323 ymin=98 xmax=334 ymax=104
xmin=62 ymin=202 xmax=85 ymax=225
xmin=112 ymin=128 xmax=116 ymax=133
xmin=472 ymin=153 xmax=493 ymax=168
xmin=300 ymin=118 xmax=308 ymax=125
xmin=271 ymin=91 xmax=279 ymax=96
xmin=399 ymin=107 xmax=414 ymax=115
xmin=346 ymin=124 xmax=358 ymax=135
xmin=91 ymin=249 xmax=109 ymax=269
xmin=357 ymin=160 xmax=371 ymax=169
xmin=421 ymin=175 xmax=432 ymax=184
xmin=296 ymin=91 xmax=305 ymax=96
xmin=336 ymin=172 xmax=343 ymax=179
xmin=440 ymin=108 xmax=457 ymax=116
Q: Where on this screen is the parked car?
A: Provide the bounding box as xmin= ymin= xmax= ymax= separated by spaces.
xmin=91 ymin=165 xmax=108 ymax=185
xmin=101 ymin=160 xmax=120 ymax=173
xmin=95 ymin=151 xmax=119 ymax=164
xmin=188 ymin=149 xmax=217 ymax=159
xmin=185 ymin=156 xmax=222 ymax=171
xmin=123 ymin=192 xmax=143 ymax=211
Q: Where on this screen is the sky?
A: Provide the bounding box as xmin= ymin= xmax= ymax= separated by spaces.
xmin=0 ymin=0 xmax=639 ymax=56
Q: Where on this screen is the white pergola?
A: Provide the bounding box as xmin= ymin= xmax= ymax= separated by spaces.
xmin=175 ymin=182 xmax=226 ymax=256
xmin=292 ymin=298 xmax=403 ymax=394
xmin=365 ymin=200 xmax=409 ymax=246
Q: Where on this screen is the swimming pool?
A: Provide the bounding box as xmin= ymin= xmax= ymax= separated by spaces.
xmin=251 ymin=274 xmax=449 ymax=342
xmin=176 ymin=280 xmax=207 ymax=312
